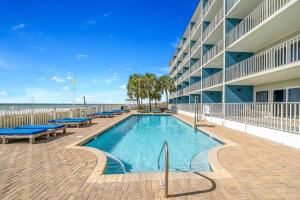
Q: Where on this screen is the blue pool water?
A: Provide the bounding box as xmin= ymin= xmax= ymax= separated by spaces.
xmin=84 ymin=115 xmax=222 ymax=174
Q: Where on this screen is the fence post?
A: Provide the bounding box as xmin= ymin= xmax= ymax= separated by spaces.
xmin=30 ymin=107 xmax=34 ymax=125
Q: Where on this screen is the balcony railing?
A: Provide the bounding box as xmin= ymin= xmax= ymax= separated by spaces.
xmin=226 ymin=34 xmax=300 ymax=82
xmin=191 ymin=19 xmax=200 ymax=36
xmin=203 ymin=7 xmax=224 ymax=42
xmin=191 ymin=39 xmax=201 ymax=55
xmin=182 ymin=86 xmax=190 ymax=95
xmin=190 ymin=81 xmax=202 ymax=93
xmin=182 ymin=54 xmax=190 ymax=65
xmin=226 ymin=0 xmax=292 ymax=47
xmin=171 ymin=102 xmax=300 ymax=134
xmin=202 ymin=71 xmax=223 ymax=89
xmin=177 ymin=62 xmax=183 ymax=71
xmin=191 ymin=60 xmax=201 ymax=74
xmin=203 ymin=38 xmax=224 ymax=65
xmin=225 ymin=0 xmax=239 ymax=14
xmin=203 ymin=0 xmax=217 ymax=18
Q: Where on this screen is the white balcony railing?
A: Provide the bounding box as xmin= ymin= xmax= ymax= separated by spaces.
xmin=191 ymin=60 xmax=201 ymax=74
xmin=191 ymin=39 xmax=202 ymax=55
xmin=203 ymin=38 xmax=224 ymax=65
xmin=203 ymin=0 xmax=217 ymax=18
xmin=182 ymin=86 xmax=190 ymax=95
xmin=190 ymin=81 xmax=202 ymax=93
xmin=182 ymin=54 xmax=190 ymax=65
xmin=171 ymin=102 xmax=300 ymax=134
xmin=226 ymin=0 xmax=292 ymax=47
xmin=225 ymin=0 xmax=239 ymax=14
xmin=191 ymin=19 xmax=200 ymax=36
xmin=202 ymin=71 xmax=223 ymax=89
xmin=203 ymin=7 xmax=224 ymax=41
xmin=226 ymin=34 xmax=300 ymax=82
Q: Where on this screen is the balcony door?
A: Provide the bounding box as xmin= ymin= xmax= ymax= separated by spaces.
xmin=273 ymin=89 xmax=286 ymax=103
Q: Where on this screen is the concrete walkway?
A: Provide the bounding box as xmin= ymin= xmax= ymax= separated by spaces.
xmin=0 ymin=113 xmax=300 ymax=199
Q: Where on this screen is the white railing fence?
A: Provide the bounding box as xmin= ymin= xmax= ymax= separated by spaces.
xmin=225 ymin=0 xmax=239 ymax=14
xmin=226 ymin=34 xmax=300 ymax=82
xmin=203 ymin=7 xmax=224 ymax=41
xmin=203 ymin=38 xmax=224 ymax=65
xmin=203 ymin=0 xmax=216 ymax=18
xmin=226 ymin=0 xmax=292 ymax=47
xmin=202 ymin=70 xmax=223 ymax=89
xmin=191 ymin=39 xmax=202 ymax=55
xmin=173 ymin=102 xmax=300 ymax=134
xmin=190 ymin=60 xmax=201 ymax=74
xmin=190 ymin=81 xmax=202 ymax=93
xmin=0 ymin=104 xmax=123 ymax=128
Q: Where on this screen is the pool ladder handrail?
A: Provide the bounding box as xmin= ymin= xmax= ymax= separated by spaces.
xmin=157 ymin=141 xmax=169 ymax=198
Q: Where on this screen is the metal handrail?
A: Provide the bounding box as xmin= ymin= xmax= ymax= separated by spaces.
xmin=157 ymin=141 xmax=169 ymax=198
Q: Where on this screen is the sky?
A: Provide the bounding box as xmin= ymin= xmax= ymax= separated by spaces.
xmin=0 ymin=0 xmax=198 ymax=103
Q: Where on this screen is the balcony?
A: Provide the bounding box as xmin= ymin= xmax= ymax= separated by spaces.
xmin=203 ymin=0 xmax=216 ymax=18
xmin=178 ymin=70 xmax=190 ymax=84
xmin=191 ymin=39 xmax=201 ymax=55
xmin=190 ymin=60 xmax=201 ymax=74
xmin=225 ymin=0 xmax=300 ymax=51
xmin=225 ymin=0 xmax=239 ymax=14
xmin=182 ymin=54 xmax=190 ymax=65
xmin=203 ymin=7 xmax=224 ymax=42
xmin=182 ymin=86 xmax=190 ymax=95
xmin=189 ymin=81 xmax=202 ymax=93
xmin=202 ymin=38 xmax=224 ymax=66
xmin=225 ymin=34 xmax=300 ymax=84
xmin=191 ymin=19 xmax=200 ymax=37
xmin=202 ymin=71 xmax=223 ymax=89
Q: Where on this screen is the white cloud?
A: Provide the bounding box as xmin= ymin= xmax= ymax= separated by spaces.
xmin=120 ymin=85 xmax=126 ymax=89
xmin=159 ymin=67 xmax=169 ymax=72
xmin=35 ymin=77 xmax=46 ymax=82
xmin=76 ymin=54 xmax=89 ymax=60
xmin=171 ymin=38 xmax=180 ymax=48
xmin=67 ymin=76 xmax=72 ymax=80
xmin=0 ymin=91 xmax=7 ymax=96
xmin=52 ymin=76 xmax=65 ymax=83
xmin=62 ymin=86 xmax=69 ymax=92
xmin=105 ymin=78 xmax=117 ymax=83
xmin=92 ymin=78 xmax=99 ymax=83
xmin=103 ymin=12 xmax=111 ymax=18
xmin=85 ymin=20 xmax=97 ymax=25
xmin=12 ymin=24 xmax=26 ymax=31
xmin=0 ymin=59 xmax=13 ymax=69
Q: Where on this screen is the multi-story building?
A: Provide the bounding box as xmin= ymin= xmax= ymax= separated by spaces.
xmin=169 ymin=0 xmax=300 ymax=148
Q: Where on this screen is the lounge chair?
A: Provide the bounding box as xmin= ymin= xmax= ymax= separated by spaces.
xmin=0 ymin=128 xmax=52 ymax=144
xmin=111 ymin=109 xmax=124 ymax=115
xmin=152 ymin=109 xmax=161 ymax=113
xmin=88 ymin=112 xmax=114 ymax=118
xmin=48 ymin=118 xmax=92 ymax=128
xmin=139 ymin=109 xmax=151 ymax=113
xmin=16 ymin=124 xmax=67 ymax=136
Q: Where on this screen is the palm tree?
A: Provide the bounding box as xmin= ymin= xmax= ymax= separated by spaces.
xmin=152 ymin=79 xmax=162 ymax=108
xmin=142 ymin=73 xmax=157 ymax=111
xmin=127 ymin=74 xmax=143 ymax=107
xmin=159 ymin=75 xmax=175 ymax=109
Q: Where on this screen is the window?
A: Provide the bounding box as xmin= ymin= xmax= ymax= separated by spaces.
xmin=288 ymin=87 xmax=300 ymax=102
xmin=256 ymin=91 xmax=268 ymax=102
xmin=273 ymin=90 xmax=286 ymax=102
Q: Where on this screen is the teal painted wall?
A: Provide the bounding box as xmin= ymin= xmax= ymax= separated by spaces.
xmin=225 ymin=52 xmax=253 ymax=68
xmin=202 ymin=68 xmax=222 ymax=79
xmin=225 ymin=85 xmax=254 ymax=103
xmin=225 ymin=18 xmax=242 ymax=34
xmin=202 ymin=91 xmax=222 ymax=103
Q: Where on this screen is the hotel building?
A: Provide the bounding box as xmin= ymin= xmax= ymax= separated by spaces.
xmin=169 ymin=0 xmax=300 ymax=148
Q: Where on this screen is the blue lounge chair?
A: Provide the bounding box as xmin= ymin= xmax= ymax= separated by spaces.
xmin=48 ymin=118 xmax=92 ymax=128
xmin=88 ymin=112 xmax=114 ymax=118
xmin=0 ymin=128 xmax=50 ymax=144
xmin=17 ymin=124 xmax=67 ymax=136
xmin=111 ymin=109 xmax=124 ymax=115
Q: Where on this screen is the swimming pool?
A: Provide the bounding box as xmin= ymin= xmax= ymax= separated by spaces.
xmin=84 ymin=115 xmax=222 ymax=174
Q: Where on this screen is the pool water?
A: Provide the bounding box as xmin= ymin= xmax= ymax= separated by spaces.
xmin=84 ymin=115 xmax=222 ymax=174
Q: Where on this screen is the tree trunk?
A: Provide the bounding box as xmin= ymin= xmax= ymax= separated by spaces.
xmin=155 ymin=99 xmax=157 ymax=108
xmin=148 ymin=92 xmax=152 ymax=111
xmin=165 ymin=90 xmax=169 ymax=110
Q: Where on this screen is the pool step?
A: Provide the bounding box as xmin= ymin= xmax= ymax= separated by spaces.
xmin=103 ymin=152 xmax=126 ymax=174
xmin=190 ymin=150 xmax=210 ymax=172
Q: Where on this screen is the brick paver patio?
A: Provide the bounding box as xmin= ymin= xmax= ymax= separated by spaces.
xmin=0 ymin=113 xmax=300 ymax=199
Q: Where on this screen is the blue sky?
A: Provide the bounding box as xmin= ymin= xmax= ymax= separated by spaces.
xmin=0 ymin=0 xmax=198 ymax=103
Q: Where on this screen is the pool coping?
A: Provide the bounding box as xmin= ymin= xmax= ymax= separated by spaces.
xmin=66 ymin=112 xmax=240 ymax=183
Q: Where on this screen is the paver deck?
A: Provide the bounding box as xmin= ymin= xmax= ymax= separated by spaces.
xmin=0 ymin=112 xmax=300 ymax=199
